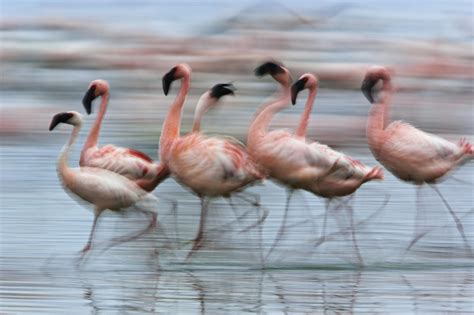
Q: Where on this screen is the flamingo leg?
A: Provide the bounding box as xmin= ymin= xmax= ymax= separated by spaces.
xmin=345 ymin=200 xmax=364 ymax=265
xmin=75 ymin=208 xmax=104 ymax=266
xmin=298 ymin=190 xmax=317 ymax=234
xmin=232 ymin=192 xmax=269 ymax=232
xmin=265 ymin=189 xmax=293 ymax=261
xmin=403 ymin=186 xmax=426 ymax=255
xmin=314 ymin=192 xmax=390 ymax=248
xmin=155 ymin=196 xmax=179 ymax=248
xmin=99 ymin=210 xmax=157 ymax=254
xmin=232 ymin=192 xmax=268 ymax=266
xmin=430 ymin=185 xmax=473 ymax=256
xmin=80 ymin=208 xmax=103 ymax=254
xmin=228 ymin=197 xmax=245 ymax=226
xmin=405 ymin=232 xmax=428 ymax=254
xmin=320 ymin=198 xmax=347 ymax=242
xmin=186 ymin=198 xmax=210 ymax=260
xmin=320 ymin=199 xmax=331 ymax=242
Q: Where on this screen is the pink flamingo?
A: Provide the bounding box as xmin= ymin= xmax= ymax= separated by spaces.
xmin=81 ymin=79 xmax=169 ymax=192
xmin=362 ymin=65 xmax=473 ymax=255
xmin=248 ymin=62 xmax=383 ymax=263
xmin=160 ymin=64 xmax=265 ymax=259
xmin=49 ymin=111 xmax=160 ymax=257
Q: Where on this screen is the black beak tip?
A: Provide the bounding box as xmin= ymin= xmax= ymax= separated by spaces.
xmin=162 ymin=77 xmax=172 ymax=96
xmin=361 ymin=81 xmax=375 ymax=104
xmin=290 ymin=78 xmax=306 ymax=106
xmin=49 ymin=112 xmax=73 ymax=132
xmin=82 ymin=86 xmax=96 ymax=115
xmin=83 ymin=102 xmax=92 ymax=115
xmin=162 ymin=67 xmax=177 ymax=96
xmin=49 ymin=119 xmax=59 ymax=131
xmin=210 ymin=83 xmax=236 ymax=99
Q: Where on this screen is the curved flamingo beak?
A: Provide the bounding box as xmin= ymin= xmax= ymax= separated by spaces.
xmin=209 ymin=83 xmax=235 ymax=99
xmin=361 ymin=76 xmax=378 ymax=104
xmin=82 ymin=86 xmax=97 ymax=115
xmin=291 ymin=77 xmax=307 ymax=105
xmin=254 ymin=61 xmax=285 ymax=77
xmin=162 ymin=67 xmax=177 ymax=96
xmin=49 ymin=112 xmax=74 ymax=131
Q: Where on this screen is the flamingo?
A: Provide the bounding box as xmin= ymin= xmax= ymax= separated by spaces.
xmin=160 ymin=64 xmax=265 ymax=259
xmin=247 ymin=62 xmax=383 ymax=263
xmin=361 ymin=65 xmax=473 ymax=255
xmin=81 ymin=79 xmax=169 ymax=192
xmin=49 ymin=111 xmax=160 ymax=257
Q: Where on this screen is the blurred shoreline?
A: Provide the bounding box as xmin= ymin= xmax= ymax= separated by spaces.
xmin=1 ymin=1 xmax=473 ymax=149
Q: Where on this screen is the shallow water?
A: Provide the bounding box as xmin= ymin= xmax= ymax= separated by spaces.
xmin=1 ymin=140 xmax=473 ymax=314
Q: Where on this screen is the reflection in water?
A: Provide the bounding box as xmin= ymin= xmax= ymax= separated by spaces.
xmin=4 ymin=258 xmax=472 ymax=314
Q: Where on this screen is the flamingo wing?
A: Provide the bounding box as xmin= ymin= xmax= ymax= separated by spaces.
xmin=254 ymin=131 xmax=333 ymax=184
xmin=173 ymin=135 xmax=252 ymax=182
xmin=378 ymin=121 xmax=462 ymax=181
xmin=383 ymin=121 xmax=460 ymax=164
xmin=168 ymin=134 xmax=261 ymax=198
xmin=65 ymin=167 xmax=147 ymax=210
xmin=82 ymin=145 xmax=157 ymax=180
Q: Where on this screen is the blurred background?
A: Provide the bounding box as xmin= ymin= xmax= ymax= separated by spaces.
xmin=1 ymin=0 xmax=473 ymax=313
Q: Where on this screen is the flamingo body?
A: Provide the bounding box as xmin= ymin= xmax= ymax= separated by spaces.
xmin=49 ymin=111 xmax=157 ymax=255
xmin=252 ymin=129 xmax=381 ymax=198
xmin=160 ymin=65 xmax=263 ymax=258
xmin=60 ymin=165 xmax=147 ymax=211
xmin=371 ymin=120 xmax=471 ymax=184
xmin=362 ymin=66 xmax=473 ymax=184
xmin=362 ymin=65 xmax=473 ymax=255
xmin=248 ymin=64 xmax=382 ymax=199
xmin=168 ymin=133 xmax=262 ymax=198
xmin=80 ymin=79 xmax=168 ymax=192
xmin=160 ymin=66 xmax=263 ymax=197
xmin=248 ymin=63 xmax=382 ymax=263
xmin=80 ymin=145 xmax=161 ymax=182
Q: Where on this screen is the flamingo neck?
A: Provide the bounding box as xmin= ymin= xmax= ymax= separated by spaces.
xmin=58 ymin=124 xmax=81 ymax=180
xmin=367 ymin=80 xmax=392 ymax=156
xmin=295 ymin=86 xmax=317 ymax=138
xmin=83 ymin=92 xmax=109 ymax=152
xmin=159 ymin=74 xmax=190 ymax=162
xmin=247 ymin=85 xmax=291 ymax=147
xmin=191 ymin=93 xmax=212 ymax=133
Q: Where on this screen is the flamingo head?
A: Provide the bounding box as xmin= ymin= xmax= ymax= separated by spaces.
xmin=82 ymin=79 xmax=110 ymax=114
xmin=254 ymin=60 xmax=292 ymax=87
xmin=291 ymin=73 xmax=318 ymax=105
xmin=209 ymin=83 xmax=235 ymax=100
xmin=162 ymin=63 xmax=192 ymax=96
xmin=361 ymin=66 xmax=392 ymax=104
xmin=49 ymin=111 xmax=83 ymax=131
xmin=194 ymin=83 xmax=236 ymax=119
